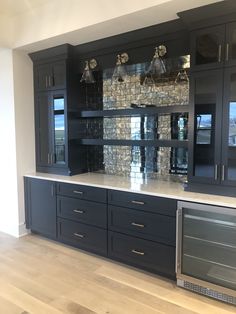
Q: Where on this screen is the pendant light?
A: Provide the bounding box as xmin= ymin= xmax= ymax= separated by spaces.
xmin=112 ymin=53 xmax=129 ymax=83
xmin=80 ymin=59 xmax=97 ymax=84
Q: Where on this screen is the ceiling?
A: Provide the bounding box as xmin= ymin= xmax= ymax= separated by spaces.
xmin=0 ymin=0 xmax=50 ymax=17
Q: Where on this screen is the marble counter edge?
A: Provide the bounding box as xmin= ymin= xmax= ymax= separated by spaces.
xmin=24 ymin=173 xmax=236 ymax=209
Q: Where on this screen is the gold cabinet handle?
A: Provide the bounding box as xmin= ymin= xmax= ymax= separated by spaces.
xmin=218 ymin=44 xmax=222 ymax=62
xmin=226 ymin=43 xmax=229 ymax=62
xmin=131 ymin=249 xmax=145 ymax=256
xmin=214 ymin=164 xmax=218 ymax=180
xmin=131 ymin=200 xmax=145 ymax=205
xmin=73 ymin=209 xmax=84 ymax=214
xmin=73 ymin=232 xmax=84 ymax=238
xmin=73 ymin=190 xmax=83 ymax=195
xmin=131 ymin=222 xmax=145 ymax=228
xmin=222 ymin=165 xmax=225 ymax=181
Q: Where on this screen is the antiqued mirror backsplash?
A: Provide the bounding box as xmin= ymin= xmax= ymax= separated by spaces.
xmin=80 ymin=57 xmax=189 ymax=181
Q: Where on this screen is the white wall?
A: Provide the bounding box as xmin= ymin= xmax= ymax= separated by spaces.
xmin=13 ymin=50 xmax=35 ymax=236
xmin=0 ymin=48 xmax=19 ymax=236
xmin=12 ymin=0 xmax=222 ymax=51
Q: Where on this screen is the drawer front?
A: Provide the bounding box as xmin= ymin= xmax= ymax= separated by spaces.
xmin=108 ymin=231 xmax=175 ymax=278
xmin=57 ymin=196 xmax=107 ymax=228
xmin=108 ymin=205 xmax=175 ymax=246
xmin=58 ymin=218 xmax=107 ymax=255
xmin=108 ymin=190 xmax=176 ymax=216
xmin=57 ymin=182 xmax=107 ymax=203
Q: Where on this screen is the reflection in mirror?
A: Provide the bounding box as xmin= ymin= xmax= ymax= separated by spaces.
xmin=53 ymin=97 xmax=65 ymax=164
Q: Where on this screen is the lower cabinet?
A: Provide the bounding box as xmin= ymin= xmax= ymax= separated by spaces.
xmin=108 ymin=231 xmax=175 ymax=278
xmin=58 ymin=218 xmax=107 ymax=255
xmin=25 ymin=177 xmax=177 ymax=280
xmin=24 ymin=177 xmax=57 ymax=239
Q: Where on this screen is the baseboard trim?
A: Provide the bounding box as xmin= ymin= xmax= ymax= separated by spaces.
xmin=19 ymin=222 xmax=30 ymax=237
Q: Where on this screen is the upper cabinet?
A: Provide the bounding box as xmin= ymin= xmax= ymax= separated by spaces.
xmin=30 ymin=44 xmax=88 ymax=176
xmin=35 ymin=60 xmax=66 ymax=91
xmin=191 ymin=22 xmax=236 ymax=70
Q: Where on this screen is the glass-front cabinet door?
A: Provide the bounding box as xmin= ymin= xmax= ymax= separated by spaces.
xmin=221 ymin=67 xmax=236 ymax=186
xmin=191 ymin=25 xmax=225 ymax=70
xmin=188 ymin=69 xmax=223 ymax=184
xmin=51 ymin=91 xmax=67 ymax=166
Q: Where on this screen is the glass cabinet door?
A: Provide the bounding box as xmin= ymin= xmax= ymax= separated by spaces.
xmin=191 ymin=25 xmax=225 ymax=70
xmin=225 ymin=22 xmax=236 ymax=66
xmin=189 ymin=70 xmax=223 ymax=184
xmin=51 ymin=92 xmax=66 ymax=165
xmin=221 ymin=67 xmax=236 ymax=186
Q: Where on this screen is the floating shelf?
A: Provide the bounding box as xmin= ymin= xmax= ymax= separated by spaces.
xmin=77 ymin=105 xmax=189 ymax=118
xmin=77 ymin=139 xmax=188 ymax=148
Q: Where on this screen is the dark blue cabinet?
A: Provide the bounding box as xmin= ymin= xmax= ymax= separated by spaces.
xmin=24 ymin=177 xmax=57 ymax=239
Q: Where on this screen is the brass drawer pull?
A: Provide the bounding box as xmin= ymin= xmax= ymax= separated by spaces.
xmin=131 ymin=222 xmax=145 ymax=228
xmin=131 ymin=249 xmax=145 ymax=256
xmin=73 ymin=209 xmax=84 ymax=214
xmin=131 ymin=200 xmax=145 ymax=205
xmin=73 ymin=190 xmax=83 ymax=195
xmin=73 ymin=232 xmax=84 ymax=238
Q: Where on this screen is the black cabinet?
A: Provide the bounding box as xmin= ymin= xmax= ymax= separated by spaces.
xmin=24 ymin=177 xmax=56 ymax=238
xmin=191 ymin=22 xmax=236 ymax=71
xmin=188 ymin=66 xmax=236 ymax=191
xmin=191 ymin=25 xmax=225 ymax=70
xmin=107 ymin=190 xmax=176 ymax=278
xmin=35 ymin=89 xmax=69 ymax=173
xmin=30 ymin=44 xmax=87 ymax=176
xmin=108 ymin=231 xmax=175 ymax=278
xmin=25 ymin=177 xmax=177 ymax=280
xmin=58 ymin=218 xmax=107 ymax=255
xmin=35 ymin=60 xmax=66 ymax=91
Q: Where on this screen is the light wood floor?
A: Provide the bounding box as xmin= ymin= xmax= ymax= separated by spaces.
xmin=0 ymin=233 xmax=235 ymax=314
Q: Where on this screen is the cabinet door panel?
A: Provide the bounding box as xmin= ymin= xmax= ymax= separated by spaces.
xmin=225 ymin=22 xmax=236 ymax=67
xmin=108 ymin=231 xmax=175 ymax=278
xmin=191 ymin=25 xmax=225 ymax=70
xmin=35 ymin=92 xmax=51 ymax=168
xmin=221 ymin=67 xmax=236 ymax=186
xmin=26 ymin=178 xmax=56 ymax=238
xmin=36 ymin=64 xmax=52 ymax=91
xmin=53 ymin=61 xmax=66 ymax=89
xmin=188 ymin=69 xmax=223 ymax=184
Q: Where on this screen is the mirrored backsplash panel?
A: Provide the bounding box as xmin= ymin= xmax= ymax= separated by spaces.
xmin=81 ymin=57 xmax=189 ymax=181
xmin=87 ymin=145 xmax=188 ymax=181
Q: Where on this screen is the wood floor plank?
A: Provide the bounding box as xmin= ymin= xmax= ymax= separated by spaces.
xmin=0 ymin=232 xmax=235 ymax=314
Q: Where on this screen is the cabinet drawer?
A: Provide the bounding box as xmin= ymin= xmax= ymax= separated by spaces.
xmin=108 ymin=205 xmax=175 ymax=246
xmin=57 ymin=182 xmax=107 ymax=203
xmin=108 ymin=231 xmax=175 ymax=278
xmin=57 ymin=196 xmax=107 ymax=228
xmin=58 ymin=218 xmax=107 ymax=255
xmin=108 ymin=190 xmax=176 ymax=216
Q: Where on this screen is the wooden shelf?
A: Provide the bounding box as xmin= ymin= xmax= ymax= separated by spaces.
xmin=77 ymin=105 xmax=189 ymax=118
xmin=77 ymin=139 xmax=188 ymax=148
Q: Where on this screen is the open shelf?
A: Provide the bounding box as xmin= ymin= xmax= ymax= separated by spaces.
xmin=77 ymin=105 xmax=189 ymax=118
xmin=77 ymin=139 xmax=188 ymax=148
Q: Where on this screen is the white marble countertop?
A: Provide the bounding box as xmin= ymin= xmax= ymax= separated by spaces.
xmin=25 ymin=172 xmax=236 ymax=209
